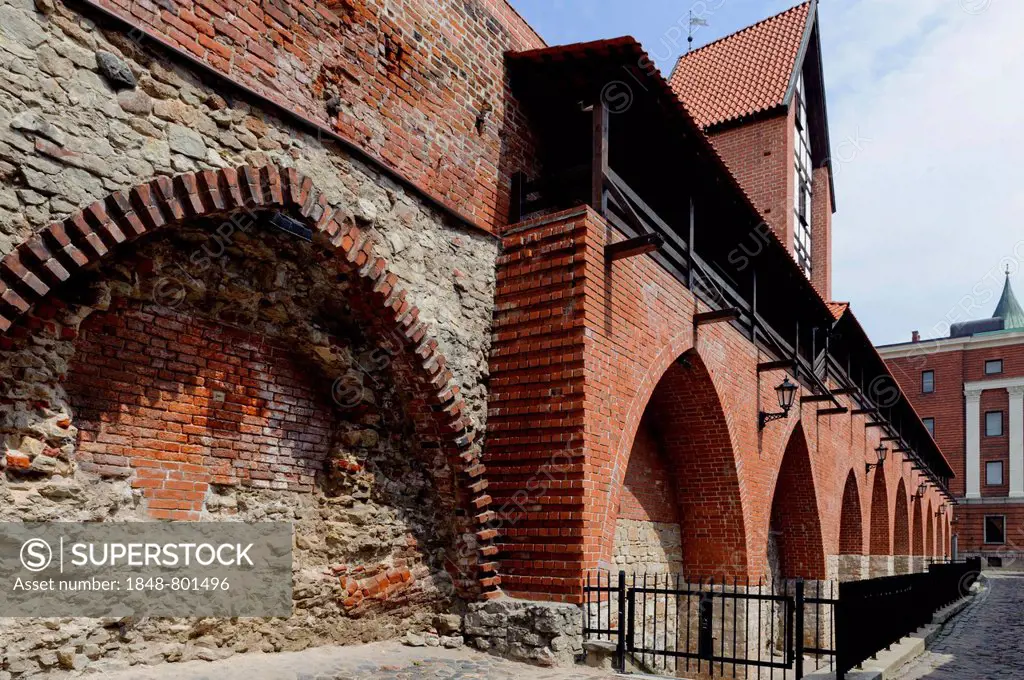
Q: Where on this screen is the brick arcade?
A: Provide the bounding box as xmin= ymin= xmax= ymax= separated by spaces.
xmin=0 ymin=0 xmax=956 ymax=674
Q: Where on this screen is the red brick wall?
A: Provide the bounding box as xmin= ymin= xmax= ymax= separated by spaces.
xmin=67 ymin=300 xmax=334 ymax=520
xmin=709 ymin=110 xmax=794 ymax=250
xmin=869 ymin=470 xmax=890 ymax=555
xmin=893 ymin=480 xmax=910 ymax=555
xmin=811 ymin=165 xmax=832 ymax=301
xmin=839 ymin=472 xmax=864 ymax=554
xmin=921 ymin=499 xmax=929 ymax=557
xmin=957 ymin=504 xmax=1024 ymax=555
xmin=618 ymin=416 xmax=678 ymax=524
xmin=886 ymin=348 xmax=967 ymax=493
xmin=770 ymin=425 xmax=826 ymax=578
xmin=91 ymin=0 xmax=545 ymax=233
xmin=486 ymin=207 xmax=948 ymax=601
xmin=885 ymin=340 xmax=1024 ymax=554
xmin=980 ymin=389 xmax=1010 ymax=497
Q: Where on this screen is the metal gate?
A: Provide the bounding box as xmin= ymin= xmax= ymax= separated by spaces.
xmin=584 ymin=571 xmax=837 ymax=678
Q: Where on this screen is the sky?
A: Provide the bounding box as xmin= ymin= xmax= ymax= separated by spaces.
xmin=509 ymin=0 xmax=1024 ymax=346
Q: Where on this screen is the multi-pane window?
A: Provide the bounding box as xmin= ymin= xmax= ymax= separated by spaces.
xmin=793 ymin=71 xmax=813 ymax=279
xmin=986 ymin=411 xmax=1004 ymax=437
xmin=921 ymin=370 xmax=935 ymax=394
xmin=987 ymin=460 xmax=1004 ymax=486
xmin=985 ymin=516 xmax=1006 ymax=544
xmin=985 ymin=359 xmax=1003 ymax=375
xmin=923 ymin=418 xmax=935 ymax=437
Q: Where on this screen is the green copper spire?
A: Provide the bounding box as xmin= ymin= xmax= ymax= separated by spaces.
xmin=994 ymin=266 xmax=1024 ymax=331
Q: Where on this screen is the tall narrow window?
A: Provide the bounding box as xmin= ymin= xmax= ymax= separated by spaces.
xmin=921 ymin=370 xmax=935 ymax=394
xmin=986 ymin=411 xmax=1003 ymax=437
xmin=923 ymin=418 xmax=935 ymax=437
xmin=793 ymin=71 xmax=813 ymax=279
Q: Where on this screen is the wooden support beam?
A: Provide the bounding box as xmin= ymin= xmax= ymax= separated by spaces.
xmin=881 ymin=436 xmax=900 ymax=442
xmin=757 ymin=359 xmax=795 ymax=373
xmin=694 ymin=308 xmax=740 ymax=326
xmin=606 ymin=233 xmax=663 ymax=261
xmin=831 ymin=387 xmax=857 ymax=396
xmin=800 ymin=394 xmax=836 ymax=404
xmin=817 ymin=407 xmax=848 ymax=417
xmin=592 ymin=100 xmax=608 ymax=215
xmin=865 ymin=422 xmax=886 ymax=428
xmin=851 ymin=408 xmax=878 ymax=416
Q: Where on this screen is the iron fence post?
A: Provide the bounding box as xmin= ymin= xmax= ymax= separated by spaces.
xmin=616 ymin=570 xmax=626 ymax=673
xmin=795 ymin=579 xmax=805 ymax=678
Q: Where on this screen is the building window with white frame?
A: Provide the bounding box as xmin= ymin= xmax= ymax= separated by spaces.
xmin=923 ymin=417 xmax=935 ymax=437
xmin=987 ymin=460 xmax=1004 ymax=486
xmin=985 ymin=359 xmax=1003 ymax=375
xmin=793 ymin=71 xmax=813 ymax=279
xmin=985 ymin=515 xmax=1006 ymax=544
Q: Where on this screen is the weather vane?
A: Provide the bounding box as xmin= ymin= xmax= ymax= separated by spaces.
xmin=688 ymin=10 xmax=709 ymax=53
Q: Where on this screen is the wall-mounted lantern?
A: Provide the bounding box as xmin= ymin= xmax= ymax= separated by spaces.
xmin=759 ymin=377 xmax=797 ymax=430
xmin=936 ymin=504 xmax=946 ymax=517
xmin=865 ymin=443 xmax=887 ymax=474
xmin=912 ymin=482 xmax=928 ymax=501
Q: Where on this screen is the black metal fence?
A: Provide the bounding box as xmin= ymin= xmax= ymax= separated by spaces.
xmin=584 ymin=560 xmax=979 ymax=679
xmin=584 ymin=572 xmax=837 ymax=678
xmin=835 ymin=557 xmax=980 ymax=677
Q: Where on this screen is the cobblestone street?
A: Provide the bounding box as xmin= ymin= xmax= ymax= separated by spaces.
xmin=65 ymin=642 xmax=617 ymax=680
xmin=893 ymin=574 xmax=1024 ymax=680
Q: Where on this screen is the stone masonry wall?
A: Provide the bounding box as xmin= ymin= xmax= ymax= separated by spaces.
xmin=0 ymin=0 xmax=505 ymax=675
xmin=0 ymin=0 xmax=497 ymax=425
xmin=82 ymin=0 xmax=545 ymax=231
xmin=0 ymin=222 xmax=475 ymax=675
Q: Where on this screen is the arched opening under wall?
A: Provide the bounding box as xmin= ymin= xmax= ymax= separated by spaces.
xmin=838 ymin=471 xmax=865 ymax=581
xmin=926 ymin=501 xmax=936 ymax=557
xmin=0 ymin=167 xmax=495 ymax=657
xmin=893 ymin=480 xmax=911 ymax=574
xmin=869 ymin=470 xmax=891 ymax=578
xmin=767 ymin=424 xmax=826 ymax=582
xmin=613 ymin=411 xmax=683 ymax=576
xmin=917 ymin=491 xmax=925 ymax=561
xmin=611 ymin=350 xmax=747 ymax=581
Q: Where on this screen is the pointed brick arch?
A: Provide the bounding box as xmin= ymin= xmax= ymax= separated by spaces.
xmin=609 ymin=349 xmax=749 ymax=579
xmin=769 ymin=423 xmax=827 ymax=579
xmin=913 ymin=494 xmax=925 ymax=557
xmin=0 ymin=164 xmax=498 ymax=597
xmin=839 ymin=470 xmax=864 ymax=555
xmin=926 ymin=500 xmax=936 ymax=557
xmin=869 ymin=470 xmax=890 ymax=556
xmin=894 ymin=479 xmax=910 ymax=556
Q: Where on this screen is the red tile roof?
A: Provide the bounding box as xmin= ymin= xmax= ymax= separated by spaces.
xmin=669 ymin=2 xmax=812 ymax=129
xmin=827 ymin=302 xmax=849 ymax=320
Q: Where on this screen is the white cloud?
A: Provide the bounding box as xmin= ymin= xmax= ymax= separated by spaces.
xmin=822 ymin=0 xmax=1024 ymax=343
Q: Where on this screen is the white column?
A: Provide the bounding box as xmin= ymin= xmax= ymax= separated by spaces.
xmin=965 ymin=388 xmax=982 ymax=499
xmin=1009 ymin=386 xmax=1024 ymax=498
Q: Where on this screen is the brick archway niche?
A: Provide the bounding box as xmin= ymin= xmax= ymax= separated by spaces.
xmin=837 ymin=470 xmax=866 ymax=581
xmin=0 ymin=166 xmax=497 ymax=660
xmin=868 ymin=469 xmax=892 ymax=578
xmin=913 ymin=490 xmax=926 ymax=571
xmin=893 ymin=480 xmax=912 ymax=574
xmin=611 ymin=350 xmax=748 ymax=582
xmin=767 ymin=423 xmax=827 ymax=582
xmin=926 ymin=500 xmax=936 ymax=558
